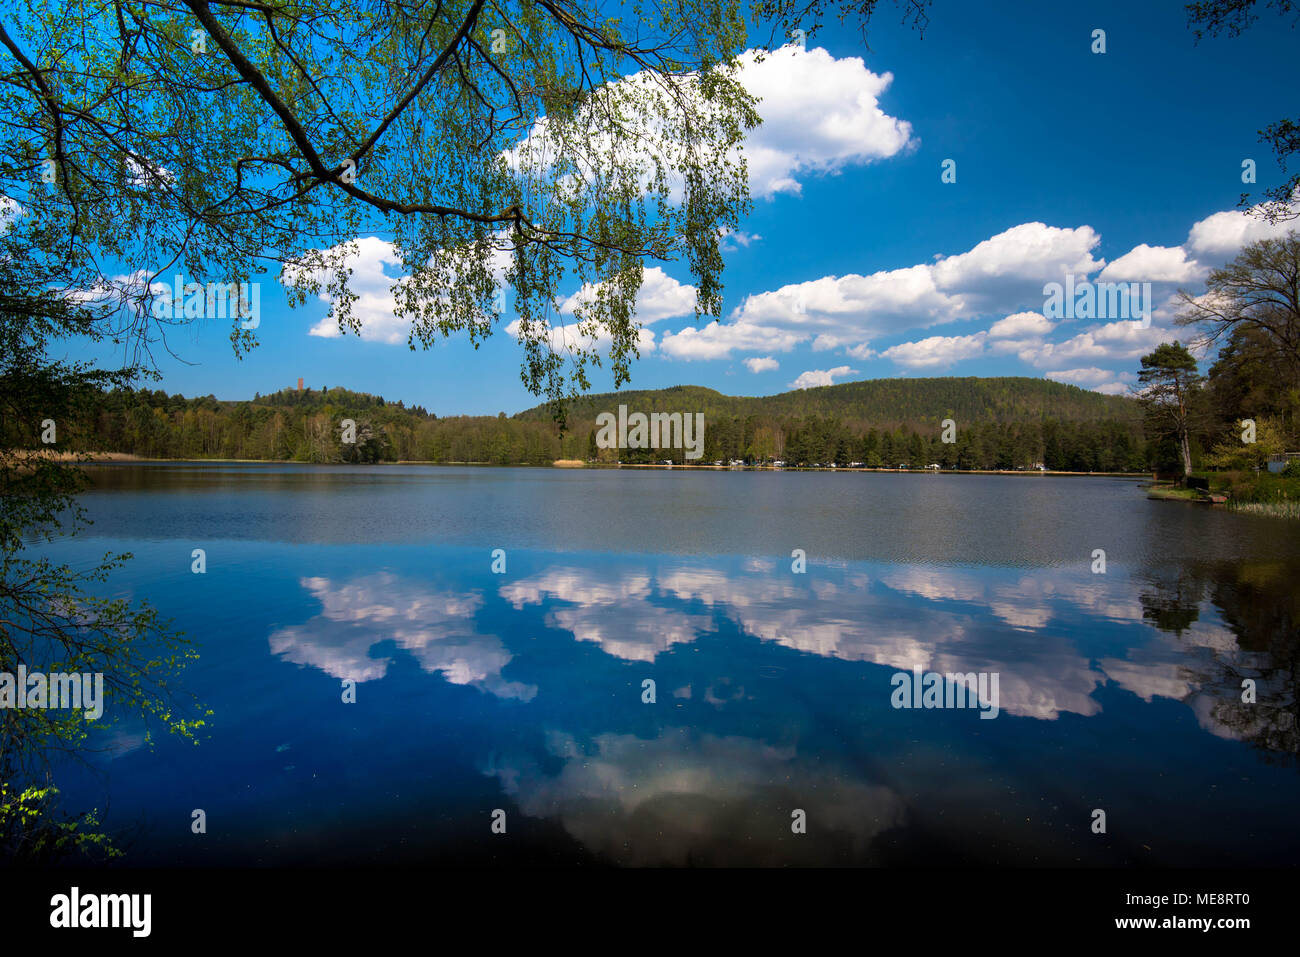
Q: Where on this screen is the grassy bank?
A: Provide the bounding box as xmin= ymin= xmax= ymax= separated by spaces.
xmin=1216 ymin=471 xmax=1300 ymax=518
xmin=1148 ymin=470 xmax=1300 ymax=519
xmin=1146 ymin=484 xmax=1205 ymax=503
xmin=5 ymin=449 xmax=147 ymax=462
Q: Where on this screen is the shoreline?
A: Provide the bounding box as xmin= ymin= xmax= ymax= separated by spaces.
xmin=6 ymin=450 xmax=149 ymax=462
xmin=582 ymin=463 xmax=1139 ymax=476
xmin=1145 ymin=480 xmax=1300 ymax=519
xmin=31 ymin=452 xmax=1297 ymax=518
xmin=55 ymin=452 xmax=1143 ymax=477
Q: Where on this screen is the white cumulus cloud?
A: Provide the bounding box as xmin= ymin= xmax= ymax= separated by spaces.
xmin=988 ymin=311 xmax=1054 ymax=338
xmin=1186 ymin=205 xmax=1298 ymax=258
xmin=879 ymin=332 xmax=987 ymax=369
xmin=674 ymin=222 xmax=1106 ymax=362
xmin=735 ymin=45 xmax=917 ymax=198
xmin=1098 ymin=243 xmax=1203 ymax=283
xmin=931 ymin=222 xmax=1104 ymax=294
xmin=659 ymin=319 xmax=804 ymax=360
xmin=1018 ymin=318 xmax=1174 ymax=368
xmin=788 ymin=365 xmax=858 ymax=389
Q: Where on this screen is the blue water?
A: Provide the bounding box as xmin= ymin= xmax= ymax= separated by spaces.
xmin=34 ymin=463 xmax=1300 ymax=866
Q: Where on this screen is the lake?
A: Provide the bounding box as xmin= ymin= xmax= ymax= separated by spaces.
xmin=38 ymin=463 xmax=1300 ymax=866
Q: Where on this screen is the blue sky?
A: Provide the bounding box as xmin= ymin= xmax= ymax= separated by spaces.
xmin=64 ymin=0 xmax=1300 ymax=414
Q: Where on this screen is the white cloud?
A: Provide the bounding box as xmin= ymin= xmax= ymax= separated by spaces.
xmin=879 ymin=332 xmax=986 ymax=369
xmin=659 ymin=319 xmax=803 ymax=360
xmin=680 ymin=222 xmax=1105 ymax=362
xmin=1186 ymin=206 xmax=1299 ymax=258
xmin=1044 ymin=367 xmax=1136 ymax=395
xmin=560 ymin=265 xmax=696 ymax=324
xmin=694 ymin=207 xmax=1273 ymax=373
xmin=746 ymin=264 xmax=964 ymax=333
xmin=988 ymin=311 xmax=1054 ymax=338
xmin=294 ymin=236 xmax=418 ymax=344
xmin=1098 ymin=243 xmax=1203 ymax=283
xmin=290 ymin=187 xmax=1288 ymax=380
xmin=1045 ymin=367 xmax=1122 ymax=386
xmin=700 ymin=264 xmax=965 ymax=360
xmin=1018 ymin=318 xmax=1174 ymax=368
xmin=506 ymin=45 xmax=914 ymax=205
xmin=735 ymin=46 xmax=917 ymax=198
xmin=931 ymin=222 xmax=1104 ymax=294
xmin=788 ymin=365 xmax=857 ymax=389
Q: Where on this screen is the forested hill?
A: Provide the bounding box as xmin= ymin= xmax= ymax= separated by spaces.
xmin=517 ymin=377 xmax=1139 ymax=428
xmin=50 ymin=376 xmax=1151 ymax=471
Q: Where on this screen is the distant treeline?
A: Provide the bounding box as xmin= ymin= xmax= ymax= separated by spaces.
xmin=29 ymin=377 xmax=1155 ymax=471
xmin=60 ymin=386 xmax=580 ymax=465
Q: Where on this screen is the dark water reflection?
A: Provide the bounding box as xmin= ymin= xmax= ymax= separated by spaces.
xmin=36 ymin=464 xmax=1300 ymax=866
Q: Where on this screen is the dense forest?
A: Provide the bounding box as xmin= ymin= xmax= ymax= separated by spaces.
xmin=517 ymin=376 xmax=1136 ymax=426
xmin=530 ymin=377 xmax=1147 ymax=470
xmin=30 ymin=376 xmax=1153 ymax=471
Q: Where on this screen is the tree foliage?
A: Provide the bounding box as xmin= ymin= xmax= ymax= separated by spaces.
xmin=1173 ymin=234 xmax=1300 ymax=474
xmin=1136 ymin=341 xmax=1205 ymax=478
xmin=0 ymin=0 xmax=924 ymax=413
xmin=0 ymin=249 xmax=209 ymax=863
xmin=1177 ymin=232 xmax=1300 ymax=379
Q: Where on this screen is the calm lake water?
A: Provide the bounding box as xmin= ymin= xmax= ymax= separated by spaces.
xmin=38 ymin=464 xmax=1300 ymax=866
